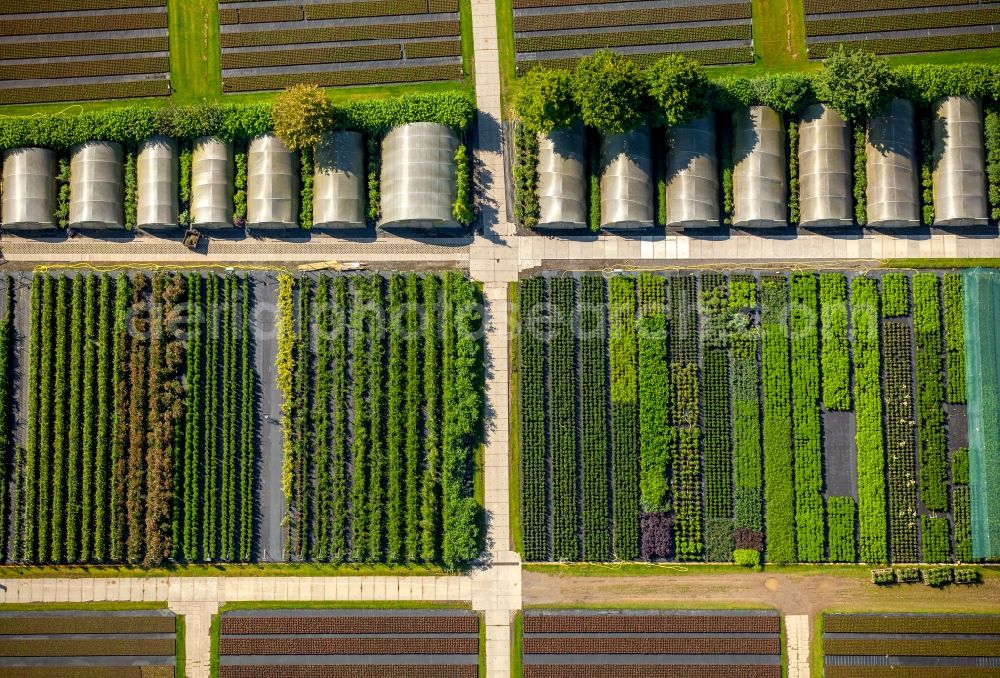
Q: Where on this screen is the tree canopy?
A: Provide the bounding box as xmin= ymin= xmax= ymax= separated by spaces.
xmin=514 ymin=68 xmax=577 ymax=134
xmin=571 ymin=50 xmax=648 ymax=133
xmin=814 ymin=47 xmax=899 ymax=120
xmin=646 ymin=54 xmax=711 ymax=127
xmin=272 ymin=83 xmax=334 ymax=150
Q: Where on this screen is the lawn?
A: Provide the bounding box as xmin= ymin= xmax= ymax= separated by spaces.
xmin=167 ymin=0 xmax=221 ymax=104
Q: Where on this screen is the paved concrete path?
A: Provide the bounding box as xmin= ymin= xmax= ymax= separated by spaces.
xmin=785 ymin=614 xmax=810 ymax=678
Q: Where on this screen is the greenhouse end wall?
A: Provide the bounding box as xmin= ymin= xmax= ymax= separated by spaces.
xmin=962 ymin=267 xmax=1000 ymax=560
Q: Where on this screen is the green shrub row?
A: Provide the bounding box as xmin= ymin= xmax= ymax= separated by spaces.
xmin=549 ymin=277 xmax=579 ymax=560
xmin=953 ymin=484 xmax=973 ymax=563
xmin=920 ymin=111 xmax=935 ymax=226
xmin=921 ymin=515 xmax=950 ymax=564
xmin=670 ymin=275 xmax=702 ymax=561
xmin=787 ymin=120 xmax=800 ymax=225
xmin=880 ymin=273 xmax=910 ymax=318
xmin=761 ymin=275 xmax=795 ymax=564
xmin=610 ymin=276 xmax=640 ymax=560
xmin=913 ymin=274 xmax=948 ymax=512
xmin=580 ymin=276 xmax=610 ymax=561
xmin=942 ymin=274 xmax=966 ymax=404
xmin=790 ymin=273 xmax=824 ymax=562
xmin=638 ymin=274 xmax=669 ymax=513
xmin=0 ymin=91 xmax=475 ymax=149
xmin=852 ymin=275 xmax=887 ymax=564
xmin=452 ymin=143 xmax=473 ymax=225
xmin=519 ymin=278 xmax=546 ymax=562
xmin=820 ymin=273 xmax=851 ymax=410
xmin=987 ymin=106 xmax=1000 ymax=221
xmin=701 ymin=274 xmax=733 ymax=562
xmin=827 ymin=497 xmax=857 ymax=563
xmin=513 ymin=123 xmax=541 ymax=228
xmin=729 ymin=275 xmax=762 ymax=534
xmin=124 ymin=145 xmax=138 ymax=230
xmin=882 ymin=320 xmax=919 ymax=563
xmin=853 ymin=127 xmax=867 ymax=226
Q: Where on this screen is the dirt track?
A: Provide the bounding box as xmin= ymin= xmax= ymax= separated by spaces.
xmin=523 ymin=569 xmax=1000 ymax=616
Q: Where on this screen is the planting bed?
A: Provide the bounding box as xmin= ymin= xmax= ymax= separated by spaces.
xmin=823 ymin=612 xmax=1000 ymax=676
xmin=0 ymin=608 xmax=177 ymax=677
xmin=521 ymin=609 xmax=781 ymax=677
xmin=218 ymin=608 xmax=479 ymax=677
xmin=517 ymin=270 xmax=973 ymax=564
xmin=0 ymin=1 xmax=170 ymax=105
xmin=0 ymin=270 xmax=484 ymax=568
xmin=276 ymin=272 xmax=482 ymax=568
xmin=5 ymin=272 xmax=257 ymax=567
xmin=804 ymin=0 xmax=1000 ymax=58
xmin=509 ymin=0 xmax=754 ymax=71
xmin=218 ymin=0 xmax=465 ymax=93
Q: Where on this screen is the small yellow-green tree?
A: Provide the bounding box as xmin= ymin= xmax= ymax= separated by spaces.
xmin=272 ymin=84 xmax=333 ymax=150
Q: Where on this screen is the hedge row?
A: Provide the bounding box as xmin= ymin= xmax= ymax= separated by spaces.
xmin=806 ymin=8 xmax=1000 ymax=37
xmin=882 ymin=320 xmax=919 ymax=564
xmin=514 ymin=24 xmax=751 ymax=53
xmin=223 ymin=65 xmax=463 ymax=93
xmin=852 ymin=276 xmax=887 ymax=565
xmin=987 ymin=106 xmax=1000 ymax=220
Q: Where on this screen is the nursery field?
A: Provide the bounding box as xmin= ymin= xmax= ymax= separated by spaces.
xmin=0 ymin=270 xmax=484 ymax=570
xmin=218 ymin=0 xmax=466 ymax=93
xmin=521 ymin=608 xmax=782 ymax=677
xmin=0 ymin=608 xmax=179 ymax=677
xmin=805 ymin=0 xmax=1000 ymax=59
xmin=517 ymin=270 xmax=972 ymax=565
xmin=217 ymin=608 xmax=480 ymax=677
xmin=507 ymin=0 xmax=755 ymax=71
xmin=822 ymin=612 xmax=1000 ymax=676
xmin=5 ymin=272 xmax=256 ymax=567
xmin=0 ymin=0 xmax=171 ymax=105
xmin=276 ymin=272 xmax=483 ymax=569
